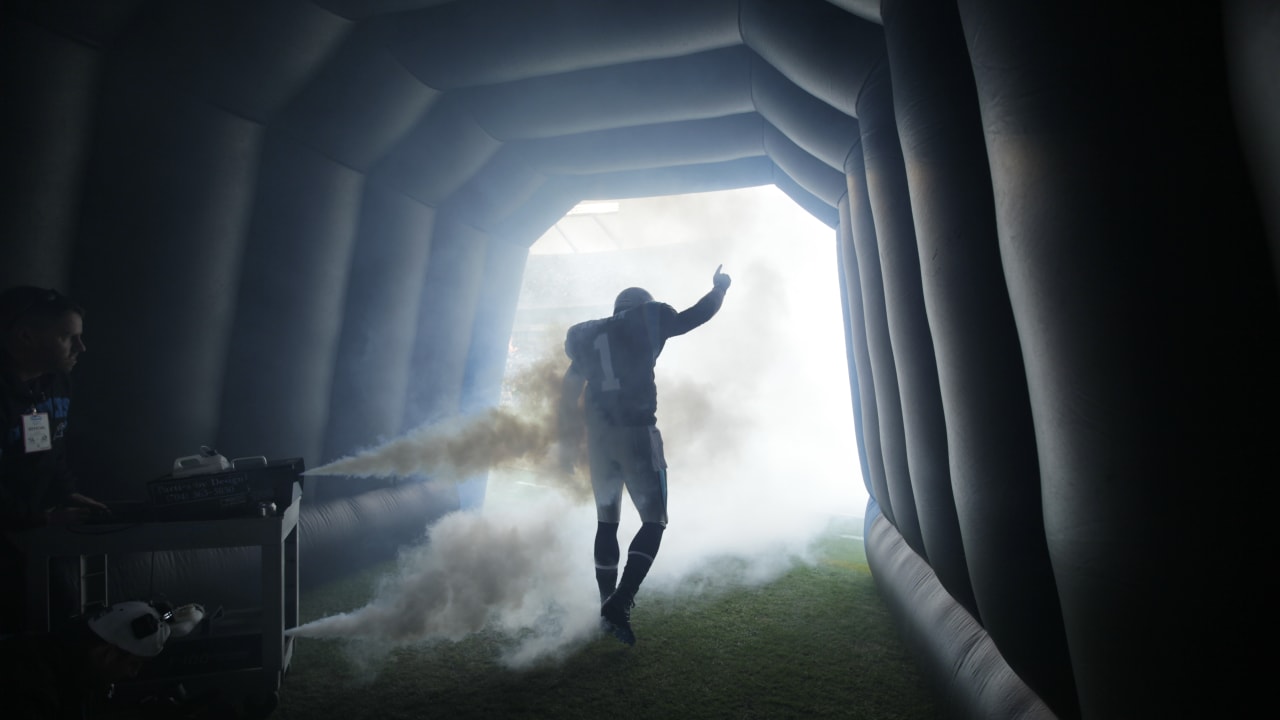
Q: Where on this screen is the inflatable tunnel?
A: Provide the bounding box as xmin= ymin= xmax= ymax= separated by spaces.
xmin=3 ymin=1 xmax=1277 ymax=717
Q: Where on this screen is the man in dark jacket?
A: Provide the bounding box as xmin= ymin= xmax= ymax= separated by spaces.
xmin=1 ymin=287 xmax=109 ymax=636
xmin=559 ymin=265 xmax=731 ymax=645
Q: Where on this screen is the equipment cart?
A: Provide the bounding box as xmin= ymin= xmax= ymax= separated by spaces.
xmin=6 ymin=464 xmax=303 ymax=717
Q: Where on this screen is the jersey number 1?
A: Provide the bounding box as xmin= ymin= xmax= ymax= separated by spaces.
xmin=593 ymin=333 xmax=621 ymax=391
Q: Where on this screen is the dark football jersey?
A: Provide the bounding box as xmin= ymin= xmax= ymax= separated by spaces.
xmin=565 ymin=289 xmax=726 ymax=426
xmin=565 ymin=302 xmax=678 ymax=426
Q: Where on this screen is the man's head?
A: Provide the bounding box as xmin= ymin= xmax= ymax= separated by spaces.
xmin=613 ymin=287 xmax=654 ymax=315
xmin=0 ymin=286 xmax=86 ymax=379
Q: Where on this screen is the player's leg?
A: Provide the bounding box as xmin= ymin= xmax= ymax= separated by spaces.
xmin=602 ymin=426 xmax=669 ymax=645
xmin=620 ymin=425 xmax=669 ymax=595
xmin=588 ymin=423 xmax=624 ymax=605
xmin=612 ymin=521 xmax=664 ymax=599
xmin=594 ymin=522 xmax=620 ymax=604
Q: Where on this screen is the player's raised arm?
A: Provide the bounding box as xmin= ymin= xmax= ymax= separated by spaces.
xmin=669 ymin=264 xmax=732 ymax=337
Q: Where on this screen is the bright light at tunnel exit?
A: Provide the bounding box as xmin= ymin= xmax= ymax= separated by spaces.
xmin=503 ymin=185 xmax=868 ymax=519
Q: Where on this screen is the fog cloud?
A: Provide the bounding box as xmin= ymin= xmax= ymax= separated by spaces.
xmin=287 ymin=492 xmax=600 ymax=668
xmin=288 ymin=187 xmax=865 ymax=671
xmin=305 ymin=354 xmax=595 ymax=502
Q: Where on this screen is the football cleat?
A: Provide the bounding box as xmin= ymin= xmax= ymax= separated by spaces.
xmin=600 ymin=592 xmax=636 ymax=646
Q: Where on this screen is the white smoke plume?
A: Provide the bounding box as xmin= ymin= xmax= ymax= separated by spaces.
xmin=286 ymin=492 xmax=601 ymax=668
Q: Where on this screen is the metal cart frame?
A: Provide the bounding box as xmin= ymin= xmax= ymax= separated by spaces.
xmin=6 ymin=481 xmax=302 ymax=707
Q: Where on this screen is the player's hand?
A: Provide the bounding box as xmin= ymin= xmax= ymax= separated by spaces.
xmin=712 ymin=264 xmax=731 ymax=291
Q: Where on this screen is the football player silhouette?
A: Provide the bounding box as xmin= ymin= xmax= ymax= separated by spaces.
xmin=559 ymin=265 xmax=732 ymax=645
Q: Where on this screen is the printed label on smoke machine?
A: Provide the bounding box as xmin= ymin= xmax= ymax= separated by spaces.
xmin=149 ymin=472 xmax=252 ymax=508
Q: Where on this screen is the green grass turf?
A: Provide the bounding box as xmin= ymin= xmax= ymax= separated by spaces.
xmin=275 ymin=519 xmax=938 ymax=720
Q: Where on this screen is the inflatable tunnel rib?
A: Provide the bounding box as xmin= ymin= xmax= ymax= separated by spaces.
xmin=3 ymin=1 xmax=1276 ymax=717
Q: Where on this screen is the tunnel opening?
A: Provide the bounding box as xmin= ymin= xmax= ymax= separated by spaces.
xmin=487 ymin=186 xmax=867 ymax=573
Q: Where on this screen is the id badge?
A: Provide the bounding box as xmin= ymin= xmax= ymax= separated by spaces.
xmin=23 ymin=412 xmax=52 ymax=453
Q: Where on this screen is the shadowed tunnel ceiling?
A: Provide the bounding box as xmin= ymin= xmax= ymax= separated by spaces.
xmin=2 ymin=1 xmax=1277 ymax=718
